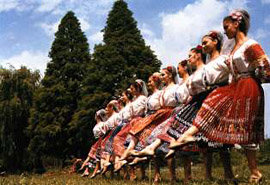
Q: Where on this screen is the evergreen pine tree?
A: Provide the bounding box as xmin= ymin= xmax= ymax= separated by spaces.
xmin=69 ymin=0 xmax=161 ymax=157
xmin=0 ymin=67 xmax=40 ymax=172
xmin=102 ymin=0 xmax=161 ymax=89
xmin=27 ymin=11 xmax=91 ymax=169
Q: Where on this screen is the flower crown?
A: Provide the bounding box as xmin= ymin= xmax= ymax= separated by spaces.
xmin=195 ymin=45 xmax=203 ymax=52
xmin=151 ymin=75 xmax=160 ymax=82
xmin=135 ymin=79 xmax=143 ymax=88
xmin=230 ymin=10 xmax=243 ymax=23
xmin=166 ymin=66 xmax=173 ymax=72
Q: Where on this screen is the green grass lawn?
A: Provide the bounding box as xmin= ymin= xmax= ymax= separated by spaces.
xmin=1 ymin=163 xmax=269 ymax=185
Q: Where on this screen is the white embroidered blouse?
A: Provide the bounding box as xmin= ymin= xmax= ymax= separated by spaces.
xmin=145 ymin=90 xmax=162 ymax=113
xmin=160 ymin=84 xmax=179 ymax=107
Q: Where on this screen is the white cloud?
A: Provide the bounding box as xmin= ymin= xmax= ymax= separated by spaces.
xmin=0 ymin=0 xmax=18 ymax=12
xmin=262 ymin=0 xmax=270 ymax=4
xmin=0 ymin=0 xmax=114 ymax=17
xmin=78 ymin=17 xmax=91 ymax=32
xmin=143 ymin=0 xmax=248 ymax=67
xmin=89 ymin=31 xmax=104 ymax=44
xmin=38 ymin=0 xmax=113 ymax=16
xmin=39 ymin=21 xmax=60 ymax=37
xmin=0 ymin=51 xmax=49 ymax=75
xmin=36 ymin=0 xmax=63 ymax=12
xmin=139 ymin=23 xmax=155 ymax=39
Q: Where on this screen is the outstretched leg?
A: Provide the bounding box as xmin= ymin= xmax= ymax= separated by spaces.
xmin=169 ymin=126 xmax=199 ymax=149
xmin=120 ymin=136 xmax=138 ymax=160
xmin=90 ymin=161 xmax=101 ymax=178
xmin=136 ymin=139 xmax=162 ymax=157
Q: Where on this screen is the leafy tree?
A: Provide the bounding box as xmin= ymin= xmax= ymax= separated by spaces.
xmin=69 ymin=0 xmax=161 ymax=157
xmin=0 ymin=67 xmax=40 ymax=172
xmin=27 ymin=11 xmax=91 ymax=169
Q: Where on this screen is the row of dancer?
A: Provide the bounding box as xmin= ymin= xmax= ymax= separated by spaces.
xmin=79 ymin=9 xmax=270 ymax=184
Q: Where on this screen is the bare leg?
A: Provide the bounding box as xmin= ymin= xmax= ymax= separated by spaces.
xmin=101 ymin=154 xmax=111 ymax=174
xmin=140 ymin=165 xmax=147 ymax=180
xmin=129 ymin=157 xmax=148 ymax=166
xmin=81 ymin=167 xmax=89 ymax=177
xmin=100 ymin=158 xmax=105 ymax=169
xmin=183 ymin=155 xmax=192 ymax=183
xmin=136 ymin=139 xmax=162 ymax=157
xmin=169 ymin=126 xmax=199 ymax=149
xmin=219 ymin=149 xmax=234 ymax=180
xmin=80 ymin=156 xmax=90 ymax=171
xmin=123 ymin=166 xmax=129 ymax=180
xmin=167 ymin=157 xmax=176 ymax=183
xmin=110 ymin=167 xmax=114 ymax=179
xmin=114 ymin=155 xmax=127 ymax=172
xmin=115 ymin=155 xmax=120 ymax=164
xmin=90 ymin=161 xmax=100 ymax=178
xmin=120 ymin=137 xmax=138 ymax=160
xmin=129 ymin=166 xmax=137 ymax=181
xmin=165 ymin=149 xmax=176 ymax=159
xmin=245 ymin=149 xmax=262 ymax=183
xmin=154 ymin=156 xmax=161 ymax=184
xmin=203 ymin=149 xmax=213 ymax=180
xmin=104 ymin=154 xmax=111 ymax=165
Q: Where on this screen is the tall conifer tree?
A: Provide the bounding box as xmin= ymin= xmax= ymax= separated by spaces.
xmin=27 ymin=11 xmax=91 ymax=167
xmin=69 ymin=0 xmax=161 ymax=156
xmin=0 ymin=67 xmax=40 ymax=172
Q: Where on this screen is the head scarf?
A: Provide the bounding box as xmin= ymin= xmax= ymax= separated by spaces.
xmin=135 ymin=79 xmax=148 ymax=97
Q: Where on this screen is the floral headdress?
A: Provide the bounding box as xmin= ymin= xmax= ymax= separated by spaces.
xmin=229 ymin=10 xmax=243 ymax=23
xmin=204 ymin=31 xmax=223 ymax=45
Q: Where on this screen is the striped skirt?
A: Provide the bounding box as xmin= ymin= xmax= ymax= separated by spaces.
xmin=104 ymin=120 xmax=129 ymax=155
xmin=129 ymin=108 xmax=173 ymax=147
xmin=88 ymin=137 xmax=103 ymax=161
xmin=158 ymin=91 xmax=221 ymax=151
xmin=112 ymin=121 xmax=136 ymax=157
xmin=100 ymin=130 xmax=114 ymax=159
xmin=193 ymin=77 xmax=264 ymax=145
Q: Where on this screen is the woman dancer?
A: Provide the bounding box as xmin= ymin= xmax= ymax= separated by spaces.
xmin=99 ymin=90 xmax=133 ymax=174
xmin=110 ymin=80 xmax=148 ymax=179
xmin=96 ymin=100 xmax=121 ymax=174
xmin=119 ymin=73 xmax=165 ymax=161
xmin=80 ymin=109 xmax=108 ymax=178
xmin=133 ymin=66 xmax=180 ymax=182
xmin=114 ymin=73 xmax=165 ymax=182
xmin=170 ymin=9 xmax=270 ymax=183
xmin=100 ymin=80 xmax=147 ymax=171
xmin=166 ymin=31 xmax=234 ymax=181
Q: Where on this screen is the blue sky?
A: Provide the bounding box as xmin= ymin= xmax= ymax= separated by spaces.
xmin=0 ymin=0 xmax=269 ymax=137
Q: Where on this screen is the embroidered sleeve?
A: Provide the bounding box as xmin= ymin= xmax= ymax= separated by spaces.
xmin=93 ymin=122 xmax=106 ymax=138
xmin=174 ymin=84 xmax=190 ymax=104
xmin=134 ymin=96 xmax=147 ymax=116
xmin=245 ymin=44 xmax=270 ymax=83
xmin=202 ymin=57 xmax=230 ymax=87
xmin=186 ymin=71 xmax=205 ymax=95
